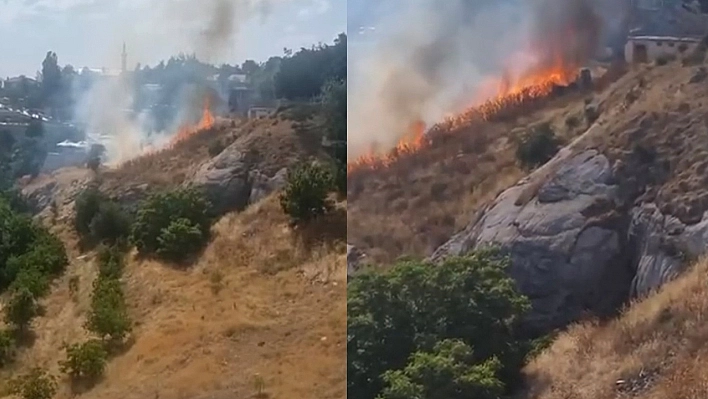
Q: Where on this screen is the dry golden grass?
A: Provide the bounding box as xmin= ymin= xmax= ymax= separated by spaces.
xmin=99 ymin=116 xmax=323 ymax=201
xmin=525 ymin=257 xmax=708 ymax=399
xmin=349 ymin=60 xmax=708 ymax=265
xmin=347 ymin=89 xmax=596 ymax=265
xmin=0 ymin=194 xmax=346 ymax=399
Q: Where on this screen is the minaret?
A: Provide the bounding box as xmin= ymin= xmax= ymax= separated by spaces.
xmin=121 ymin=42 xmax=127 ymax=74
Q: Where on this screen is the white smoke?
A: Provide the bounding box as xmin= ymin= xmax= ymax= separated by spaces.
xmin=72 ymin=0 xmax=288 ymax=164
xmin=347 ymin=0 xmax=628 ymax=160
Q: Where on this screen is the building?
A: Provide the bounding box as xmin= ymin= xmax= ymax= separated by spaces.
xmin=2 ymin=76 xmax=39 ymax=91
xmin=624 ymin=0 xmax=708 ymax=63
xmin=247 ymin=106 xmax=275 ymax=119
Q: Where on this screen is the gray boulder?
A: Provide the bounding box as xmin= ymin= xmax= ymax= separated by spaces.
xmin=629 ymin=203 xmax=708 ymax=297
xmin=249 ymin=168 xmax=287 ymax=205
xmin=431 ymin=150 xmax=634 ymax=333
xmin=189 ymin=144 xmax=254 ymax=215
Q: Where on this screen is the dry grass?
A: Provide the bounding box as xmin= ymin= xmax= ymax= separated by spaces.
xmin=525 ymin=257 xmax=708 ymax=399
xmin=349 ymin=60 xmax=708 ymax=265
xmin=347 ymin=89 xmax=597 ymax=265
xmin=98 ymin=115 xmax=324 ymax=203
xmin=0 ymin=194 xmax=346 ymax=399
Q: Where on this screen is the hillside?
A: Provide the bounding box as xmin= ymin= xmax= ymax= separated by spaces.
xmin=1 ymin=115 xmax=347 ymax=399
xmin=525 ymin=255 xmax=708 ymax=399
xmin=347 ymin=52 xmax=708 ymax=397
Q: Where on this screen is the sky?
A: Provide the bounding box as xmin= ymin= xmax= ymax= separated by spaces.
xmin=0 ymin=0 xmax=346 ymax=78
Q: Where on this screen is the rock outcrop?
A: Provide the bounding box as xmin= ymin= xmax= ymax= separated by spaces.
xmin=188 ymin=142 xmax=288 ymax=215
xmin=431 ymin=148 xmax=708 ymax=334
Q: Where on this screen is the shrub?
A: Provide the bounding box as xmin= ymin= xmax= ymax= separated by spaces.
xmin=59 ymin=339 xmax=108 ymax=381
xmin=96 ymin=245 xmax=124 ymax=280
xmin=130 ymin=188 xmax=212 ymax=259
xmin=4 ymin=288 xmax=40 ymax=331
xmin=3 ymin=236 xmax=69 ymax=290
xmin=279 ymin=162 xmax=334 ymax=224
xmin=7 ymin=367 xmax=58 ymax=399
xmin=10 ymin=267 xmax=50 ymax=298
xmin=74 ymin=186 xmax=106 ymax=238
xmin=208 ymin=140 xmax=226 ymax=157
xmin=347 ymin=251 xmax=531 ymax=399
xmin=156 ymin=218 xmax=205 ymax=262
xmin=88 ymin=202 xmax=131 ymax=245
xmin=0 ymin=329 xmax=16 ymax=366
xmin=378 ymin=339 xmax=505 ymax=399
xmin=515 ymin=123 xmax=562 ymax=170
xmin=86 ymin=278 xmax=131 ymax=343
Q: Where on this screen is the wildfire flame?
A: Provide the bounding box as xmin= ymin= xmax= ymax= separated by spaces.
xmin=169 ymin=96 xmax=216 ymax=147
xmin=347 ymin=55 xmax=581 ymax=174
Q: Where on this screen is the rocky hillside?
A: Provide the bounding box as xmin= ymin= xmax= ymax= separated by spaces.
xmin=1 ymin=114 xmax=346 ymax=399
xmin=349 ymin=58 xmax=708 ymax=329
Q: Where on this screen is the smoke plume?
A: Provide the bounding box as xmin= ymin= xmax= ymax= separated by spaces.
xmin=74 ymin=0 xmax=281 ymax=164
xmin=347 ymin=0 xmax=628 ymax=159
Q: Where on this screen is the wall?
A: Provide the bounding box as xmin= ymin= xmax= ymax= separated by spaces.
xmin=624 ymin=38 xmax=700 ymax=63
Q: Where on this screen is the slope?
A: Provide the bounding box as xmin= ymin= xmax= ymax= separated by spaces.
xmin=2 ymin=115 xmax=346 ymax=399
xmin=524 ymin=255 xmax=708 ymax=399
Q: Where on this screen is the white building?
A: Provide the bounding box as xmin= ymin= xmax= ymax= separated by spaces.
xmin=625 ymin=35 xmax=702 ymax=63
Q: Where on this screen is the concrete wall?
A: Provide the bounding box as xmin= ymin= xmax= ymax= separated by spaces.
xmin=625 ymin=38 xmax=700 ymax=63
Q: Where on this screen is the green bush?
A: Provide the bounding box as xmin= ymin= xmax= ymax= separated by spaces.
xmin=156 ymin=218 xmax=205 ymax=262
xmin=59 ymin=339 xmax=108 ymax=381
xmin=86 ymin=278 xmax=131 ymax=343
xmin=96 ymin=245 xmax=124 ymax=280
xmin=88 ymin=202 xmax=131 ymax=245
xmin=3 ymin=235 xmax=68 ymax=288
xmin=515 ymin=123 xmax=562 ymax=170
xmin=279 ymin=162 xmax=334 ymax=224
xmin=10 ymin=267 xmax=50 ymax=298
xmin=4 ymin=288 xmax=40 ymax=331
xmin=7 ymin=367 xmax=57 ymax=399
xmin=347 ymin=251 xmax=531 ymax=399
xmin=130 ymin=188 xmax=212 ymax=260
xmin=378 ymin=340 xmax=505 ymax=399
xmin=0 ymin=329 xmax=16 ymax=366
xmin=74 ymin=186 xmax=106 ymax=238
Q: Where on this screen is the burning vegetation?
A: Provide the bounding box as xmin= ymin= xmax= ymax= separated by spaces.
xmin=170 ymin=96 xmax=216 ymax=147
xmin=347 ymin=60 xmax=584 ymax=174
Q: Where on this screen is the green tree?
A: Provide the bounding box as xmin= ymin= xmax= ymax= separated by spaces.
xmin=8 ymin=367 xmax=58 ymax=399
xmin=347 ymin=252 xmax=531 ymax=399
xmin=41 ymin=51 xmax=62 ymax=109
xmin=59 ymin=339 xmax=108 ymax=382
xmin=86 ymin=278 xmax=131 ymax=343
xmin=378 ymin=340 xmax=504 ymax=399
xmin=156 ymin=218 xmax=205 ymax=263
xmin=279 ymin=162 xmax=334 ymax=224
xmin=4 ymin=288 xmax=40 ymax=331
xmin=0 ymin=328 xmax=16 ymax=366
xmin=74 ymin=186 xmax=107 ymax=238
xmin=88 ymin=202 xmax=131 ymax=246
xmin=130 ymin=188 xmax=212 ymax=258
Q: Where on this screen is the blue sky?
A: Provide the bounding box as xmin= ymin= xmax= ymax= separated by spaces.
xmin=0 ymin=0 xmax=346 ymax=78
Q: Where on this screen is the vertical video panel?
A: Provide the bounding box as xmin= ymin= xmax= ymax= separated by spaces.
xmin=345 ymin=0 xmax=679 ymax=398
xmin=0 ymin=0 xmax=347 ymax=398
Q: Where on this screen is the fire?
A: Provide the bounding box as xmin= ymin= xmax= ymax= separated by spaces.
xmin=169 ymin=96 xmax=215 ymax=146
xmin=348 ymin=55 xmax=581 ymax=174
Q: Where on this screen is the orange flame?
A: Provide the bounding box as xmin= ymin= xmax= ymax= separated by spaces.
xmin=169 ymin=96 xmax=215 ymax=147
xmin=348 ymin=55 xmax=581 ymax=174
